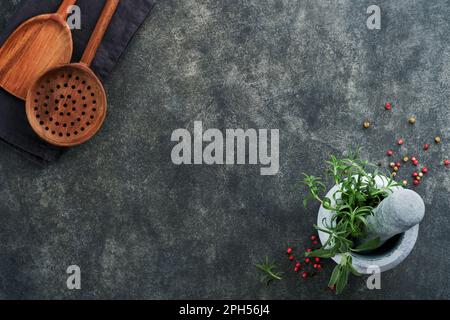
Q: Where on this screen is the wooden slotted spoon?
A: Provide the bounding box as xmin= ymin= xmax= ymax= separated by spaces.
xmin=0 ymin=0 xmax=77 ymax=100
xmin=26 ymin=0 xmax=120 ymax=147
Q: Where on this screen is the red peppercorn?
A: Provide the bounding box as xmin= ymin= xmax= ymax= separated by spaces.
xmin=397 ymin=139 xmax=404 ymax=145
xmin=295 ymin=262 xmax=301 ymax=268
xmin=396 ymin=162 xmax=401 ymax=168
xmin=313 ymin=241 xmax=319 ymax=245
xmin=313 ymin=264 xmax=318 ymax=269
xmin=305 ymin=258 xmax=310 ymax=263
xmin=294 ymin=267 xmax=299 ymax=272
xmin=316 ymin=264 xmax=322 ymax=269
xmin=413 ymin=160 xmax=419 ymax=166
xmin=444 ymin=160 xmax=450 ymax=166
xmin=422 ymin=167 xmax=428 ymax=174
xmin=315 ymin=257 xmax=320 ymax=263
xmin=287 ymin=248 xmax=293 ymax=255
xmin=301 ymin=272 xmax=308 ymax=279
xmin=306 ymin=248 xmax=312 ymax=253
xmin=413 ymin=180 xmax=420 ymax=186
xmin=387 ymin=149 xmax=394 ymax=156
xmin=423 ymin=144 xmax=430 ymax=151
xmin=385 ymin=102 xmax=392 ymax=110
xmin=310 ymin=235 xmax=317 ymax=241
xmin=289 ymin=255 xmax=294 ymax=261
xmin=411 ymin=157 xmax=417 ymax=162
xmin=412 ymin=172 xmax=418 ymax=178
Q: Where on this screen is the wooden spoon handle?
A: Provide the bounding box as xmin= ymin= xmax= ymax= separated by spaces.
xmin=56 ymin=0 xmax=78 ymax=20
xmin=80 ymin=0 xmax=120 ymax=66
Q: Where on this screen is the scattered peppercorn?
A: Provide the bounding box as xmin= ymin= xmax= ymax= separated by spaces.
xmin=310 ymin=235 xmax=317 ymax=241
xmin=411 ymin=156 xmax=417 ymax=162
xmin=391 ymin=172 xmax=397 ymax=177
xmin=418 ymin=172 xmax=424 ymax=178
xmin=363 ymin=121 xmax=371 ymax=129
xmin=306 ymin=248 xmax=312 ymax=253
xmin=444 ymin=160 xmax=450 ymax=166
xmin=387 ymin=149 xmax=394 ymax=156
xmin=294 ymin=266 xmax=299 ymax=272
xmin=435 ymin=137 xmax=441 ymax=144
xmin=412 ymin=172 xmax=419 ymax=178
xmin=301 ymin=272 xmax=308 ymax=279
xmin=305 ymin=258 xmax=310 ymax=263
xmin=393 ymin=166 xmax=399 ymax=172
xmin=402 ymin=180 xmax=408 ymax=187
xmin=403 ymin=156 xmax=409 ymax=163
xmin=397 ymin=139 xmax=404 ymax=145
xmin=423 ymin=144 xmax=430 ymax=151
xmin=313 ymin=241 xmax=319 ymax=245
xmin=315 ymin=257 xmax=320 ymax=263
xmin=287 ymin=248 xmax=293 ymax=255
xmin=414 ymin=180 xmax=420 ymax=186
xmin=390 ymin=162 xmax=396 ymax=168
xmin=295 ymin=262 xmax=301 ymax=268
xmin=413 ymin=160 xmax=419 ymax=166
xmin=396 ymin=162 xmax=401 ymax=168
xmin=385 ymin=103 xmax=392 ymax=110
xmin=422 ymin=167 xmax=428 ymax=174
xmin=289 ymin=255 xmax=294 ymax=261
xmin=408 ymin=117 xmax=416 ymax=124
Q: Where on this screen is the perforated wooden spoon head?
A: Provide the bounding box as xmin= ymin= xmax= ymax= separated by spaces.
xmin=26 ymin=0 xmax=120 ymax=147
xmin=0 ymin=0 xmax=77 ymax=100
xmin=26 ymin=64 xmax=107 ymax=147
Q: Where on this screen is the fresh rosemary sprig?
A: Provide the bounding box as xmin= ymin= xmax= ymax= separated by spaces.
xmin=302 ymin=150 xmax=401 ymax=294
xmin=256 ymin=257 xmax=283 ymax=285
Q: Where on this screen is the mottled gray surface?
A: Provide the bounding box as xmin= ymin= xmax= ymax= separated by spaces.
xmin=0 ymin=0 xmax=449 ymax=299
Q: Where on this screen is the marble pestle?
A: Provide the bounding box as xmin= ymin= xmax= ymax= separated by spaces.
xmin=359 ymin=188 xmax=425 ymax=248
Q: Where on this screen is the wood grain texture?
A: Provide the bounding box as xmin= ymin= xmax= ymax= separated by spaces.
xmin=26 ymin=64 xmax=106 ymax=147
xmin=26 ymin=0 xmax=120 ymax=147
xmin=81 ymin=0 xmax=120 ymax=66
xmin=0 ymin=0 xmax=76 ymax=100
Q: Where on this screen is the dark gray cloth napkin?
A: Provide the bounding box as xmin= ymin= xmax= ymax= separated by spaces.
xmin=0 ymin=0 xmax=155 ymax=164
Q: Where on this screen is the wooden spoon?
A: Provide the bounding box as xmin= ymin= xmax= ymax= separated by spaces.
xmin=0 ymin=0 xmax=77 ymax=100
xmin=26 ymin=0 xmax=120 ymax=147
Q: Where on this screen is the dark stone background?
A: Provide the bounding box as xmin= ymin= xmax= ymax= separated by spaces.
xmin=0 ymin=0 xmax=449 ymax=299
